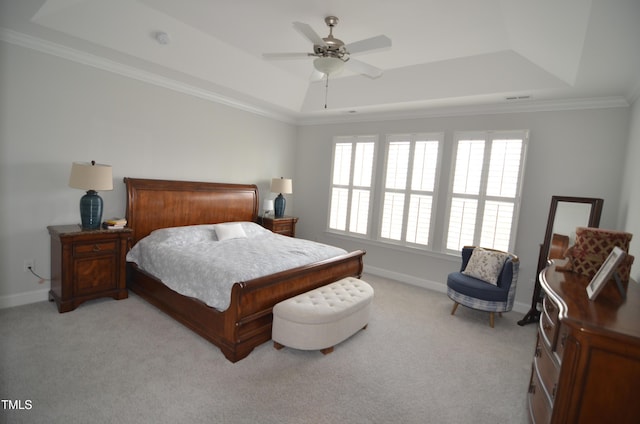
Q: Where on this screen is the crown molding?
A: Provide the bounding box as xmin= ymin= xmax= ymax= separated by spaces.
xmin=295 ymin=96 xmax=631 ymax=126
xmin=0 ymin=28 xmax=297 ymax=124
xmin=1 ymin=28 xmax=633 ymax=128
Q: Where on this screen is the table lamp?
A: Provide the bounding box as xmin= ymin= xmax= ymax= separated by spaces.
xmin=69 ymin=161 xmax=113 ymax=230
xmin=270 ymin=177 xmax=292 ymax=218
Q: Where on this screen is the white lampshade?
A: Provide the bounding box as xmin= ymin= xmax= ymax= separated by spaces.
xmin=69 ymin=161 xmax=113 ymax=191
xmin=270 ymin=178 xmax=293 ymax=194
xmin=313 ymin=56 xmax=344 ymax=76
xmin=263 ymin=199 xmax=274 ymax=213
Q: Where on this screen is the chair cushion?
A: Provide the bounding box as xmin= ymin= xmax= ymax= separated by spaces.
xmin=462 ymin=247 xmax=508 ymax=285
xmin=447 ymin=272 xmax=507 ymax=302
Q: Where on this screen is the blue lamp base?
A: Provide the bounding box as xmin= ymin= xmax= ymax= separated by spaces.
xmin=79 ymin=190 xmax=103 ymax=230
xmin=274 ymin=193 xmax=286 ymax=218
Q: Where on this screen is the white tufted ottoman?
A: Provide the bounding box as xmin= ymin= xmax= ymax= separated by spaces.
xmin=272 ymin=277 xmax=374 ymax=354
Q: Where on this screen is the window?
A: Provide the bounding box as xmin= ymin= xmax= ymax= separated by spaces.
xmin=380 ymin=134 xmax=442 ymax=246
xmin=328 ymin=136 xmax=376 ymax=235
xmin=445 ymin=131 xmax=527 ymax=253
xmin=327 ymin=130 xmax=527 ymax=256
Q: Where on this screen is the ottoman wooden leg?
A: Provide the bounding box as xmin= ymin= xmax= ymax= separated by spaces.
xmin=320 ymin=346 xmax=334 ymax=355
xmin=274 ymin=341 xmax=284 ymax=350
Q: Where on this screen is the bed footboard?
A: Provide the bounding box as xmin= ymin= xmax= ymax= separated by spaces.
xmin=128 ymin=250 xmax=365 ymax=362
xmin=226 ymin=250 xmax=365 ymax=362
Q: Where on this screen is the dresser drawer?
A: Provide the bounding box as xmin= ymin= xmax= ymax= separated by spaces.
xmin=534 ymin=334 xmax=560 ymax=405
xmin=528 ymin=364 xmax=552 ymax=424
xmin=554 ymin=324 xmax=570 ymax=362
xmin=73 ymin=240 xmax=117 ymax=255
xmin=543 ymin=295 xmax=558 ymax=326
xmin=540 ymin=296 xmax=558 ymax=349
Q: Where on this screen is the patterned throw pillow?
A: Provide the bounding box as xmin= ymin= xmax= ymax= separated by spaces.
xmin=462 ymin=247 xmax=508 ymax=286
xmin=570 ymin=227 xmax=634 ymax=281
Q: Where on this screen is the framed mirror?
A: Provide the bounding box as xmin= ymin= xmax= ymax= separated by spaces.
xmin=518 ymin=196 xmax=604 ymax=326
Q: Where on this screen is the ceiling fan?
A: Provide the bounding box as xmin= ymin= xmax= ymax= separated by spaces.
xmin=263 ymin=16 xmax=391 ymax=79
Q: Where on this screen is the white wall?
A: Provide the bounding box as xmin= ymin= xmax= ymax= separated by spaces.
xmin=0 ymin=41 xmax=297 ymax=306
xmin=620 ymin=100 xmax=640 ymax=282
xmin=1 ymin=37 xmax=636 ymax=312
xmin=295 ymin=107 xmax=632 ymax=312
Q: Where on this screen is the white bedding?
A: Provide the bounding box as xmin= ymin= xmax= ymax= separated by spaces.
xmin=126 ymin=222 xmax=348 ymax=311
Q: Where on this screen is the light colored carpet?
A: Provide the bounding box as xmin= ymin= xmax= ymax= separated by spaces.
xmin=0 ymin=273 xmax=537 ymax=423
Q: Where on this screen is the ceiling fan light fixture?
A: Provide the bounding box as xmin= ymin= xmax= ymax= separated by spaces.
xmin=313 ymin=56 xmax=344 ymax=76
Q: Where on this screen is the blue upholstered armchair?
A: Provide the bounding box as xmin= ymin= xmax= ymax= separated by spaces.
xmin=447 ymin=246 xmax=519 ymax=327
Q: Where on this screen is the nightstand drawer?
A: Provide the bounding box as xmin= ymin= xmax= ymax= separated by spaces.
xmin=74 ymin=255 xmax=117 ymax=295
xmin=272 ymin=221 xmax=293 ymax=233
xmin=73 ymin=240 xmax=117 ymax=255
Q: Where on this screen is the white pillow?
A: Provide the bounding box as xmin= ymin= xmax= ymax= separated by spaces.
xmin=462 ymin=247 xmax=508 ymax=286
xmin=214 ymin=223 xmax=247 ymax=241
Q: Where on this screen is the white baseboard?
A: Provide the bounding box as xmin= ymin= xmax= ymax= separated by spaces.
xmin=0 ymin=288 xmax=49 ymax=309
xmin=2 ymin=267 xmax=531 ymax=314
xmin=363 ymin=265 xmax=530 ymax=314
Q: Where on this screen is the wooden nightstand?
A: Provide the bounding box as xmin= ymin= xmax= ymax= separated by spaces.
xmin=260 ymin=216 xmax=298 ymax=237
xmin=47 ymin=224 xmax=132 ymax=313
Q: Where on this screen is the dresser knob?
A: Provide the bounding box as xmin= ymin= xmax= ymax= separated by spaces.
xmin=93 ymin=244 xmax=101 ymax=252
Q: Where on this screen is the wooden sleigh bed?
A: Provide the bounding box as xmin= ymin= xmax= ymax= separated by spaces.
xmin=124 ymin=178 xmax=365 ymax=362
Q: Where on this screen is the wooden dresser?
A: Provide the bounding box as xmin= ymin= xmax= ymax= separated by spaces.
xmin=528 ymin=264 xmax=640 ymax=423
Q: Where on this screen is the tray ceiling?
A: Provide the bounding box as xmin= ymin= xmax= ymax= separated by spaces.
xmin=1 ymin=0 xmax=639 ymax=122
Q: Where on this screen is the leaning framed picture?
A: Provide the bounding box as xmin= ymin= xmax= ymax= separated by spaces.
xmin=586 ymin=246 xmax=627 ymax=300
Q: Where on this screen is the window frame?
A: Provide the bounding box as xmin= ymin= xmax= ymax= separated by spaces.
xmin=327 ymin=135 xmax=378 ymax=238
xmin=443 ymin=130 xmax=528 ymax=254
xmin=377 ymin=133 xmax=444 ymax=248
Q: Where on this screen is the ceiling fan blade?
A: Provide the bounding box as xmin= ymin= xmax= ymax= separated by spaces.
xmin=292 ymin=22 xmax=326 ymax=46
xmin=345 ymin=58 xmax=384 ymax=79
xmin=346 ymin=35 xmax=392 ymax=55
xmin=263 ymin=52 xmax=311 ymax=60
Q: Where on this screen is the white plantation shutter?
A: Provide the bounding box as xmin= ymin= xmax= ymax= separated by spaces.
xmin=328 ymin=130 xmax=526 ymax=256
xmin=328 ymin=136 xmax=376 ymax=235
xmin=329 ymin=187 xmax=349 ymax=231
xmin=406 ymin=194 xmax=433 ymax=244
xmin=349 ymin=189 xmax=370 ymax=234
xmin=380 ymin=135 xmax=441 ymax=246
xmin=446 ymin=132 xmax=527 ymax=253
xmin=487 ymin=139 xmax=523 ymax=197
xmin=480 ymin=200 xmax=514 ymax=249
xmin=380 ymin=192 xmax=405 ymax=240
xmin=332 ymin=143 xmax=352 ymax=185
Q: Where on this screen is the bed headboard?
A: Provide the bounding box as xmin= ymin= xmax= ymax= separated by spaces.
xmin=124 ymin=178 xmax=259 ymax=245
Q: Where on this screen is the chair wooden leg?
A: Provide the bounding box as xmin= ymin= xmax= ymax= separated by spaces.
xmin=451 ymin=302 xmax=459 ymax=315
xmin=489 ymin=312 xmax=495 ymax=328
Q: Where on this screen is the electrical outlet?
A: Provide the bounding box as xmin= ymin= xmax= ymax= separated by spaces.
xmin=24 ymin=259 xmax=34 ymax=273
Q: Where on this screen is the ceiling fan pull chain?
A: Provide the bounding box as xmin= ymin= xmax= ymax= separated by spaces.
xmin=324 ymin=74 xmax=330 ymax=109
